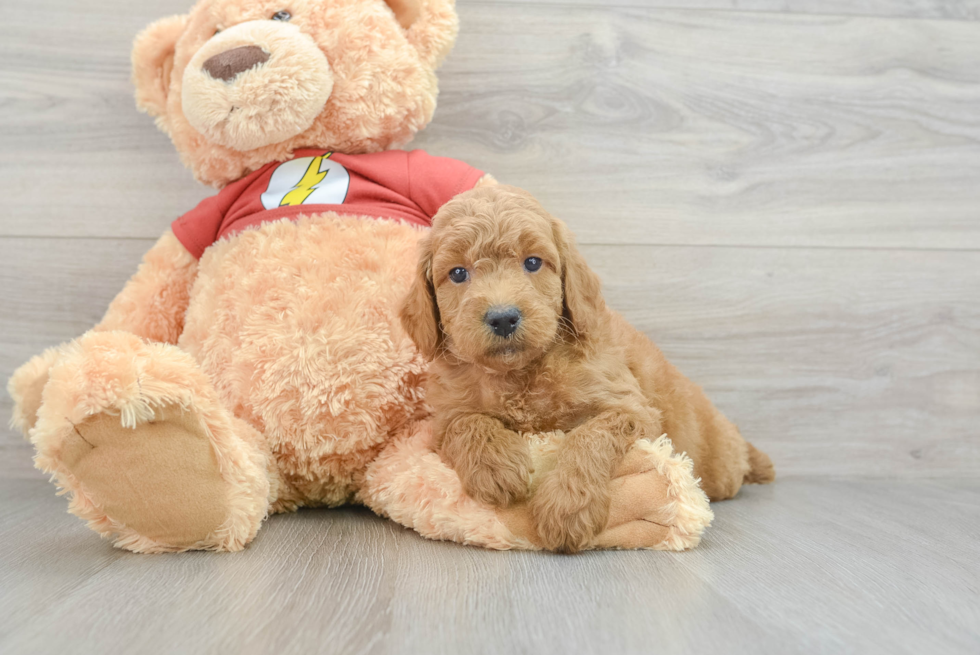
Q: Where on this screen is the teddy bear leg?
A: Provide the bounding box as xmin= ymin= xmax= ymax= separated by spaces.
xmin=591 ymin=436 xmax=714 ymax=550
xmin=498 ymin=435 xmax=713 ymax=551
xmin=29 ymin=331 xmax=272 ymax=553
xmin=360 ymin=425 xmax=713 ymax=552
xmin=8 ymin=345 xmax=64 ymax=436
xmin=358 ymin=422 xmax=537 ymax=550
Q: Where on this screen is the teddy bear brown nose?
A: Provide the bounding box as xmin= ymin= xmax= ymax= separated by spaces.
xmin=202 ymin=45 xmax=270 ymax=82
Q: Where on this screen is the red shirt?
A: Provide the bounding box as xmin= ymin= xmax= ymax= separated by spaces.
xmin=172 ymin=149 xmax=485 ymax=259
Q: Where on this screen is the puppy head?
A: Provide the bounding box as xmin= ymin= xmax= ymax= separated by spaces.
xmin=400 ymin=185 xmax=605 ymax=371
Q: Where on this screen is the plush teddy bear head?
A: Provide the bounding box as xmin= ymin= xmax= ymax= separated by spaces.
xmin=133 ymin=0 xmax=458 ymax=187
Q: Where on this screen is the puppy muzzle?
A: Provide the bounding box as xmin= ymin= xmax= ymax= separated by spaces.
xmin=484 ymin=305 xmax=522 ymax=339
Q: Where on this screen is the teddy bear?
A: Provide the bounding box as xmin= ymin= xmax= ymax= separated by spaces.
xmin=7 ymin=0 xmax=713 ymax=553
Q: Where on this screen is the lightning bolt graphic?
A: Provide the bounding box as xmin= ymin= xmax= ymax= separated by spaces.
xmin=280 ymin=154 xmax=332 ymax=207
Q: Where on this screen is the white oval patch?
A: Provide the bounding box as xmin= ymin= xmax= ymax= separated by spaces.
xmin=260 ymin=155 xmax=351 ymax=210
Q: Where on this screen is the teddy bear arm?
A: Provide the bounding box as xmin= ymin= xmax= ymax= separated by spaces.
xmin=94 ymin=230 xmax=198 ymax=344
xmin=361 ymin=425 xmax=713 ymax=552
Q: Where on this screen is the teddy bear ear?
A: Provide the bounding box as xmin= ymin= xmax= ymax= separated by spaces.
xmin=131 ymin=14 xmax=188 ymax=119
xmin=383 ymin=0 xmax=459 ymax=68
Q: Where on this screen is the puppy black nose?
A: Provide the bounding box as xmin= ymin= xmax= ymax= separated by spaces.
xmin=202 ymin=45 xmax=270 ymax=82
xmin=485 ymin=306 xmax=522 ymax=338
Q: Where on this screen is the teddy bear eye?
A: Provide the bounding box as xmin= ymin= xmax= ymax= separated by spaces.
xmin=271 ymin=10 xmax=292 ymax=21
xmin=524 ymin=257 xmax=543 ymax=273
xmin=449 ymin=267 xmax=469 ymax=284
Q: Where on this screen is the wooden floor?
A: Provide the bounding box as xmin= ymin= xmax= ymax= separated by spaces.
xmin=2 ymin=476 xmax=978 ymax=654
xmin=1 ymin=0 xmax=979 ymax=653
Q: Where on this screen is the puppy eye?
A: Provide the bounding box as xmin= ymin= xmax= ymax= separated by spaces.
xmin=523 ymin=257 xmax=543 ymax=273
xmin=271 ymin=10 xmax=292 ymax=21
xmin=448 ymin=267 xmax=469 ymax=284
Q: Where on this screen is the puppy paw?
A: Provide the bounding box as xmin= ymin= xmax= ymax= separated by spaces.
xmin=440 ymin=417 xmax=533 ymax=508
xmin=459 ymin=442 xmax=532 ymax=508
xmin=530 ymin=471 xmax=611 ymax=554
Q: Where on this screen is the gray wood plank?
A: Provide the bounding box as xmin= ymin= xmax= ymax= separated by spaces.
xmin=2 ymin=477 xmax=977 ymax=654
xmin=0 ymin=479 xmax=128 ymax=642
xmin=674 ymin=478 xmax=980 ymax=655
xmin=472 ymin=0 xmax=980 ymax=22
xmin=589 ymin=244 xmax=980 ymax=478
xmin=3 ymin=238 xmax=977 ymax=479
xmin=0 ymin=0 xmax=209 ymax=239
xmin=2 ymin=4 xmax=979 ymax=248
xmin=0 ymin=238 xmax=153 ymax=480
xmin=431 ymin=6 xmax=980 ymax=249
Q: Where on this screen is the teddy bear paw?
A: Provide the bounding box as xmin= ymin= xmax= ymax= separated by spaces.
xmin=58 ymin=405 xmax=239 ymax=552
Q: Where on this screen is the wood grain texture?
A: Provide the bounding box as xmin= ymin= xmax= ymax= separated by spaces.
xmin=1 ymin=477 xmax=978 ymax=654
xmin=428 ymin=5 xmax=980 ymax=248
xmin=0 ymin=238 xmax=153 ymax=479
xmin=2 ymin=3 xmax=979 ymax=247
xmin=475 ymin=0 xmax=980 ymax=22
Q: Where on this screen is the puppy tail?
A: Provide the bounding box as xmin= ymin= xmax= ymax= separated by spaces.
xmin=744 ymin=442 xmax=775 ymax=485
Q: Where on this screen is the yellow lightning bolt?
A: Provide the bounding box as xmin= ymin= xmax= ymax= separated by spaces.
xmin=280 ymin=154 xmax=332 ymax=207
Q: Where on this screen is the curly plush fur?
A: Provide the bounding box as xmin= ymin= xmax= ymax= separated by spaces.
xmin=8 ymin=0 xmax=715 ymax=553
xmin=401 ymin=186 xmax=774 ymax=552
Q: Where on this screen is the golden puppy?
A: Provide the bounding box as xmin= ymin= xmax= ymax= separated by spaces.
xmin=400 ymin=185 xmax=774 ymax=553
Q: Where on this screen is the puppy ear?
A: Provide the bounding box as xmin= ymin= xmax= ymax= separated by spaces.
xmin=553 ymin=219 xmax=605 ymax=345
xmin=384 ymin=0 xmax=459 ymax=68
xmin=400 ymin=234 xmax=442 ymax=359
xmin=132 ymin=14 xmax=187 ymax=119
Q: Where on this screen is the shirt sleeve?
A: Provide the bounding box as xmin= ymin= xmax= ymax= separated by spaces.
xmin=406 ymin=150 xmax=486 ymax=219
xmin=170 ymin=173 xmax=254 ymax=259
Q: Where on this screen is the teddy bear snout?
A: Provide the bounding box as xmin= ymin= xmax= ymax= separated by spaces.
xmin=202 ymin=45 xmax=270 ymax=82
xmin=181 ymin=19 xmax=334 ymax=152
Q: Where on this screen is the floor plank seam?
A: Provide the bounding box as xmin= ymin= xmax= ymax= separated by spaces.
xmin=1 ymin=236 xmax=979 ymax=255
xmin=461 ymin=0 xmax=980 ymax=26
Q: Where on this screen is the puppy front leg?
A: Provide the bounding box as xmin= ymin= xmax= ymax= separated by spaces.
xmin=440 ymin=413 xmax=532 ymax=508
xmin=531 ymin=409 xmax=653 ymax=553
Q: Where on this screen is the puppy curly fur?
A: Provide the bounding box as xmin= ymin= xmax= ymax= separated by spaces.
xmin=401 ymin=185 xmax=774 ymax=553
